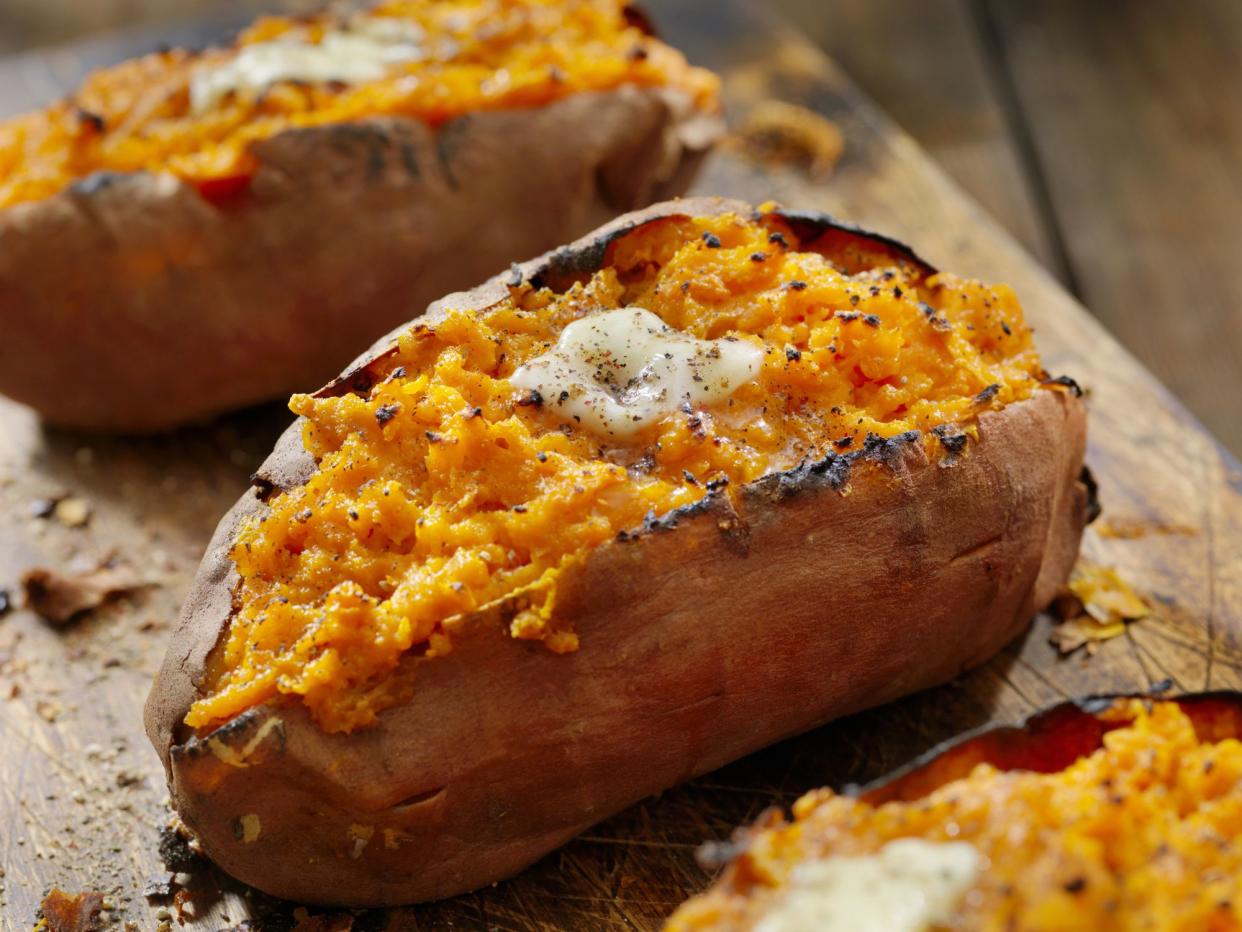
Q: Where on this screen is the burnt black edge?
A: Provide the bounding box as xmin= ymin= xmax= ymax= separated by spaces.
xmin=174 ymin=704 xmax=289 ymax=760
xmin=622 ymin=2 xmax=658 ymax=38
xmin=613 ymin=430 xmax=922 ymax=545
xmin=1079 ymin=464 xmax=1102 ymax=525
xmin=767 ymin=207 xmax=939 ymax=279
xmin=845 ymin=686 xmax=1234 ymax=799
xmin=1040 ymin=374 xmax=1084 ymax=397
xmin=530 ymin=205 xmax=940 ymax=297
xmin=174 ymin=707 xmax=261 ymax=759
xmin=321 ymin=203 xmax=940 ymax=405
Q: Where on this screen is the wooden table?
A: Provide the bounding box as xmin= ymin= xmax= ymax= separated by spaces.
xmin=2 ymin=1 xmax=1241 ymax=928
xmin=773 ymin=0 xmax=1242 ymax=459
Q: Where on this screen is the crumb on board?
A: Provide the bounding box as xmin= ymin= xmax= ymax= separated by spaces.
xmin=156 ymin=823 xmax=201 ymax=874
xmin=20 ymin=561 xmax=146 ymax=627
xmin=1094 ymin=516 xmax=1197 ymax=540
xmin=52 ymin=497 xmax=92 ymax=529
xmin=731 ymin=100 xmax=844 ymax=179
xmin=28 ymin=494 xmax=92 ymax=528
xmin=36 ymin=888 xmax=104 ymax=932
xmin=1049 ymin=564 xmax=1151 ymax=655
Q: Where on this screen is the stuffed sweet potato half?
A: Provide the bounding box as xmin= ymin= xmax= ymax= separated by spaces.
xmin=667 ymin=692 xmax=1242 ymax=931
xmin=145 ymin=197 xmax=1090 ymax=905
xmin=0 ymin=0 xmax=719 ymax=431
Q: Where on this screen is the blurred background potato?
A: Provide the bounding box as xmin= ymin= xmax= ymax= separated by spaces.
xmin=2 ymin=0 xmax=1240 ymax=456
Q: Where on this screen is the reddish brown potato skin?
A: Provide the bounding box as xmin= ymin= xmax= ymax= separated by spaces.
xmin=0 ymin=87 xmax=717 ymax=431
xmin=145 ymin=198 xmax=1090 ymax=906
xmin=857 ymin=691 xmax=1242 ymax=807
xmin=672 ymin=691 xmax=1242 ymax=923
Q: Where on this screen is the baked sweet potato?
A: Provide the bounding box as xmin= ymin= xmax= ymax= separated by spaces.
xmin=0 ymin=0 xmax=719 ymax=431
xmin=145 ymin=197 xmax=1090 ymax=905
xmin=667 ymin=691 xmax=1242 ymax=931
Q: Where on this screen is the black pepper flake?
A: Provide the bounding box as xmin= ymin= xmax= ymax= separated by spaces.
xmin=835 ymin=311 xmax=861 ymax=323
xmin=785 ymin=346 xmax=802 ymax=361
xmin=466 ymin=406 xmax=484 ymax=419
xmin=296 ymin=508 xmax=313 ymax=522
xmin=506 ymin=263 xmax=523 ymax=288
xmin=849 ymin=294 xmax=860 ymax=307
xmin=628 ymin=454 xmax=656 ymax=477
xmin=705 ymin=476 xmax=729 ymax=493
xmin=425 ymin=431 xmax=443 ymax=443
xmin=1001 ymin=321 xmax=1012 ymax=335
xmin=517 ymin=389 xmax=543 ymax=407
xmin=347 ymin=509 xmax=359 ymax=521
xmin=892 ymin=285 xmax=903 ymax=298
xmin=974 ymin=384 xmax=1001 ymax=405
xmin=863 ymin=314 xmax=881 ymax=328
xmin=682 ymin=470 xmax=699 ymax=486
xmin=536 ymin=451 xmax=548 ymax=463
xmin=933 ymin=425 xmax=969 ymax=455
xmin=833 ymin=435 xmax=853 ymax=449
xmin=375 ymin=403 xmax=401 ymax=425
xmin=511 ymin=504 xmax=528 ymax=513
xmin=786 ymin=280 xmax=808 ymax=291
xmin=76 ymin=107 xmax=106 ymax=133
xmin=627 ymin=45 xmax=649 ymax=61
xmin=750 ymin=252 xmax=767 ymax=263
xmin=702 ymin=232 xmax=722 ymax=248
xmin=1063 ymin=877 xmax=1088 ymax=895
xmin=390 ymin=366 xmax=406 ymax=379
xmin=768 ymin=231 xmax=789 ymax=249
xmin=0 ymin=589 xmax=10 ymax=617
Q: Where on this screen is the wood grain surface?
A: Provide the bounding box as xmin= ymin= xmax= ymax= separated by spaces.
xmin=773 ymin=0 xmax=1242 ymax=458
xmin=2 ymin=0 xmax=1241 ymax=928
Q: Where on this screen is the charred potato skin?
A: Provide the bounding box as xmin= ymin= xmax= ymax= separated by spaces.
xmin=0 ymin=83 xmax=718 ymax=431
xmin=679 ymin=690 xmax=1242 ymax=922
xmin=145 ymin=197 xmax=1090 ymax=906
xmin=855 ymin=690 xmax=1242 ymax=806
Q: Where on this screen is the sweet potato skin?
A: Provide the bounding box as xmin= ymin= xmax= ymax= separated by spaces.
xmin=856 ymin=690 xmax=1242 ymax=806
xmin=144 ymin=198 xmax=1090 ymax=906
xmin=669 ymin=691 xmax=1242 ymax=929
xmin=0 ymin=86 xmax=716 ymax=431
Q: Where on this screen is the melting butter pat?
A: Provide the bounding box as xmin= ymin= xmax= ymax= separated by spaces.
xmin=510 ymin=307 xmax=763 ymax=438
xmin=190 ymin=17 xmax=425 ymax=115
xmin=754 ymin=839 xmax=982 ymax=932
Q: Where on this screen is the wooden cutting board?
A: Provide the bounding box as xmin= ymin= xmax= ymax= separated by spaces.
xmin=2 ymin=0 xmax=1239 ymax=928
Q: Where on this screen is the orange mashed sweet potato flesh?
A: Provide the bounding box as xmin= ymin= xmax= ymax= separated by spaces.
xmin=0 ymin=0 xmax=717 ymax=209
xmin=666 ymin=699 xmax=1242 ymax=932
xmin=187 ymin=210 xmax=1048 ymax=733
